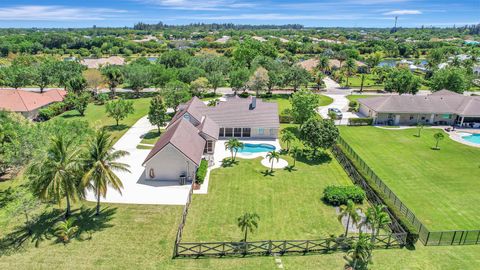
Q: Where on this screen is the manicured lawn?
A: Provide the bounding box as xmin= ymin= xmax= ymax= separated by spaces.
xmin=339 ymin=126 xmax=480 ymax=230
xmin=58 ymin=97 xmax=152 ymax=143
xmin=346 ymin=94 xmax=381 ymax=103
xmin=263 ymin=94 xmax=333 ymax=113
xmin=345 ymin=74 xmax=384 ymax=90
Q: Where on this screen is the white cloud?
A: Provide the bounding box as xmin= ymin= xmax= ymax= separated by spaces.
xmin=176 ymin=13 xmax=362 ymax=20
xmin=383 ymin=9 xmax=422 ymax=15
xmin=138 ymin=0 xmax=256 ymax=11
xmin=0 ymin=5 xmax=127 ymax=21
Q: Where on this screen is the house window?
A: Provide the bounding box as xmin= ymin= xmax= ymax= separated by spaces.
xmin=149 ymin=168 xmax=155 ymax=178
xmin=242 ymin=128 xmax=251 ymax=137
xmin=234 ymin=128 xmax=242 ymax=137
xmin=219 ymin=128 xmax=224 ymax=137
xmin=409 ymin=115 xmax=414 ymax=120
xmin=421 ymin=116 xmax=426 ymax=120
xmin=269 ymin=129 xmax=274 ymax=136
xmin=388 ymin=114 xmax=393 ymax=119
xmin=258 ymin=128 xmax=265 ymax=135
xmin=225 ymin=128 xmax=233 ymax=137
xmin=204 ymin=140 xmax=214 ymax=153
xmin=183 ymin=113 xmax=190 ymax=120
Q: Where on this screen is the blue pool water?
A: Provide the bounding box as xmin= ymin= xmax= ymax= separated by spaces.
xmin=462 ymin=134 xmax=480 ymax=145
xmin=237 ymin=143 xmax=276 ymax=154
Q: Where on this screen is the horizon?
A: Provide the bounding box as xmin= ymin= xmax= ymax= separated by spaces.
xmin=0 ymin=0 xmax=478 ymax=28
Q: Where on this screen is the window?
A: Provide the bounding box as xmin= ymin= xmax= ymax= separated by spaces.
xmin=409 ymin=115 xmax=414 ymax=120
xmin=234 ymin=128 xmax=242 ymax=137
xmin=270 ymin=129 xmax=275 ymax=136
xmin=258 ymin=128 xmax=265 ymax=135
xmin=421 ymin=116 xmax=426 ymax=120
xmin=183 ymin=113 xmax=190 ymax=120
xmin=219 ymin=128 xmax=224 ymax=137
xmin=149 ymin=168 xmax=155 ymax=178
xmin=225 ymin=128 xmax=233 ymax=137
xmin=388 ymin=114 xmax=393 ymax=119
xmin=204 ymin=140 xmax=214 ymax=153
xmin=242 ymin=128 xmax=251 ymax=137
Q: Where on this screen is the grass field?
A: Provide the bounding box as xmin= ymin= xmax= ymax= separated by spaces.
xmin=339 ymin=126 xmax=480 ymax=230
xmin=59 ymin=97 xmax=152 ymax=142
xmin=263 ymin=94 xmax=333 ymax=113
xmin=140 ymin=129 xmax=164 ymax=145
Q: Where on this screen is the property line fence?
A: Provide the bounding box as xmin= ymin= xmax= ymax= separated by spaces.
xmin=334 ymin=136 xmax=480 ymax=246
xmin=172 ymin=182 xmax=194 ymax=258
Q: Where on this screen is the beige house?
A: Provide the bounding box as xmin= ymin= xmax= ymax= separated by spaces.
xmin=358 ymin=90 xmax=480 ymax=126
xmin=143 ymin=96 xmax=279 ymax=182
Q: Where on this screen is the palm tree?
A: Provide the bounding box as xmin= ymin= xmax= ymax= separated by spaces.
xmin=101 ymin=65 xmax=124 ymax=98
xmin=314 ymin=71 xmax=325 ymax=91
xmin=343 ymin=58 xmax=357 ymax=88
xmin=317 ymin=56 xmax=330 ymax=74
xmin=237 ymin=212 xmax=260 ymax=242
xmin=433 ymin=132 xmax=445 ymax=150
xmin=82 ymin=130 xmax=130 ymax=215
xmin=416 ymin=123 xmax=424 ymax=137
xmin=224 ymin=138 xmax=244 ymax=161
xmin=365 ymin=204 xmax=391 ymax=243
xmin=280 ymin=129 xmax=295 ymax=151
xmin=344 ymin=233 xmax=373 ymax=270
xmin=338 ymin=200 xmax=361 ymax=237
xmin=55 ymin=218 xmax=79 ymax=244
xmin=289 ymin=146 xmax=301 ymax=167
xmin=28 ymin=134 xmax=81 ymax=218
xmin=266 ymin=151 xmax=280 ymax=173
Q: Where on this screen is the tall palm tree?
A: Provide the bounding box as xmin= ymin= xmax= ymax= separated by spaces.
xmin=101 ymin=65 xmax=124 ymax=98
xmin=82 ymin=130 xmax=130 ymax=215
xmin=266 ymin=151 xmax=280 ymax=173
xmin=365 ymin=204 xmax=391 ymax=243
xmin=317 ymin=56 xmax=330 ymax=74
xmin=343 ymin=58 xmax=357 ymax=88
xmin=237 ymin=212 xmax=260 ymax=242
xmin=28 ymin=135 xmax=81 ymax=218
xmin=280 ymin=129 xmax=295 ymax=151
xmin=314 ymin=71 xmax=325 ymax=91
xmin=338 ymin=200 xmax=361 ymax=237
xmin=224 ymin=138 xmax=244 ymax=161
xmin=345 ymin=233 xmax=373 ymax=270
xmin=289 ymin=146 xmax=301 ymax=167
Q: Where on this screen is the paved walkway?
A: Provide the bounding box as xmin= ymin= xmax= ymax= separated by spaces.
xmin=85 ymin=116 xmax=191 ymax=205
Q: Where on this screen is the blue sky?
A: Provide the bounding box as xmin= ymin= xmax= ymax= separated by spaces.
xmin=0 ymin=0 xmax=478 ymax=28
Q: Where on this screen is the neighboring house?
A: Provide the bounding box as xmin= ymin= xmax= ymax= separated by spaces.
xmin=298 ymin=58 xmax=366 ymax=72
xmin=0 ymin=89 xmax=67 ymax=119
xmin=143 ymin=96 xmax=279 ymax=181
xmin=358 ymin=90 xmax=480 ymax=126
xmin=81 ymin=56 xmax=125 ymax=69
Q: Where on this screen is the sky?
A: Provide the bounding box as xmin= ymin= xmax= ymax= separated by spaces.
xmin=0 ymin=0 xmax=478 ymax=28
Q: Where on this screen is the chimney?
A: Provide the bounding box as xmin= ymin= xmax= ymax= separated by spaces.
xmin=250 ymin=96 xmax=256 ymax=110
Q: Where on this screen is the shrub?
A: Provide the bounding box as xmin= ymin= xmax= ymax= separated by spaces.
xmin=323 ymin=185 xmax=365 ymax=206
xmin=348 ymin=101 xmax=358 ymax=112
xmin=279 ymin=108 xmax=293 ymax=123
xmin=348 ymin=117 xmax=373 ymax=126
xmin=238 ymin=91 xmax=250 ymax=98
xmin=96 ymin=93 xmax=109 ymax=105
xmin=195 ymin=159 xmax=208 ymax=184
xmin=38 ymin=102 xmax=67 ymax=121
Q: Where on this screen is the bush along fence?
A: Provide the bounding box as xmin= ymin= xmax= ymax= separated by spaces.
xmin=334 ymin=136 xmax=480 ymax=246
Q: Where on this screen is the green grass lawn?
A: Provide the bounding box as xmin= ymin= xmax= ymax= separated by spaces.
xmin=346 ymin=94 xmax=381 ymax=103
xmin=345 ymin=74 xmax=384 ymax=90
xmin=58 ymin=97 xmax=152 ymax=142
xmin=263 ymin=94 xmax=333 ymax=113
xmin=140 ymin=129 xmax=164 ymax=145
xmin=339 ymin=126 xmax=480 ymax=231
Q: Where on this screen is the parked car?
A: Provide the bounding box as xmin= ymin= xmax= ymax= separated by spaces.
xmin=328 ymin=108 xmax=343 ymax=119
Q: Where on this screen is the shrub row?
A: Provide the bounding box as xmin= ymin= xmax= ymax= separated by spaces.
xmin=337 ymin=144 xmax=419 ymax=246
xmin=195 ymin=159 xmax=208 ymax=184
xmin=323 ymin=185 xmax=366 ymax=206
xmin=279 ymin=108 xmax=293 ymax=123
xmin=38 ymin=102 xmax=67 ymax=121
xmin=348 ymin=117 xmax=373 ymax=126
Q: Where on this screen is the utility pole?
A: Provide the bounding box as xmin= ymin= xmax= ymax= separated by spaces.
xmin=394 ymin=16 xmax=398 ymax=30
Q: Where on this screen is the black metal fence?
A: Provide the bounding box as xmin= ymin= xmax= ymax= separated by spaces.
xmin=335 ymin=136 xmax=480 ymax=246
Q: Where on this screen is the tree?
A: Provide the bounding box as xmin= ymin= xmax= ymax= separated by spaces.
xmin=151 ymin=64 xmax=177 ymax=87
xmin=1 ymin=63 xmax=33 ymax=89
xmin=247 ymin=67 xmax=269 ymax=96
xmin=286 ymin=66 xmax=311 ymax=91
xmin=289 ymin=146 xmax=301 ymax=167
xmin=343 ymin=58 xmax=357 ymax=87
xmin=55 ymin=61 xmax=85 ymax=90
xmin=365 ymin=204 xmax=391 ymax=243
xmin=300 ymin=117 xmax=339 ymax=156
xmin=266 ymin=151 xmax=280 ymax=173
xmin=344 ymin=234 xmax=374 ymax=270
xmin=161 ymin=81 xmax=192 ymax=113
xmin=237 ymin=212 xmax=260 ymax=242
xmin=229 ymin=68 xmax=250 ymax=95
xmin=55 ymin=218 xmax=79 ymax=244
xmin=189 ymin=77 xmax=209 ymax=97
xmin=70 ymin=92 xmax=91 ymax=116
xmin=66 ymin=75 xmax=87 ymax=94
xmin=177 ymin=66 xmax=205 ymax=84
xmin=33 ymin=58 xmax=57 ymax=92
xmin=148 ymin=95 xmax=168 ymax=133
xmin=84 ymin=69 xmax=104 ymax=94
xmin=365 ymin=51 xmax=383 ymax=70
xmin=430 ymin=68 xmax=471 ymax=94
xmin=28 ymin=134 xmax=81 ymax=218
xmin=101 ymin=65 xmax=124 ymax=98
xmin=416 ymin=123 xmax=424 ymax=137
xmin=290 ymin=90 xmax=320 ymax=124
xmin=338 ymin=200 xmax=361 ymax=237
xmin=266 ymin=62 xmax=287 ymax=93
xmin=224 ymin=138 xmax=244 ymax=161
xmin=433 ymin=132 xmax=444 ymax=150
xmin=105 ymin=99 xmax=134 ymax=126
xmin=384 ymin=68 xmax=421 ymax=95
xmin=317 ymin=56 xmax=330 ymax=74
xmin=280 ymin=129 xmax=295 ymax=151
xmin=125 ymin=63 xmax=152 ymax=97
xmin=206 ymin=72 xmax=225 ymax=95
xmin=82 ymin=129 xmax=130 ymax=215
xmin=313 ymin=71 xmax=325 ymax=91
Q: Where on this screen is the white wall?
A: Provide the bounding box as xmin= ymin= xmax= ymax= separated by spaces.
xmin=144 ymin=144 xmax=197 ymax=181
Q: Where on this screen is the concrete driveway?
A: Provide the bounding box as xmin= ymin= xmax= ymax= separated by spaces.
xmin=318 ymin=94 xmax=361 ymax=125
xmin=85 ymin=116 xmax=190 ymax=205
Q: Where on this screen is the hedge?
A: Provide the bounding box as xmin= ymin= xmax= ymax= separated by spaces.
xmin=279 ymin=108 xmax=293 ymax=123
xmin=238 ymin=92 xmax=250 ymax=98
xmin=348 ymin=117 xmax=373 ymax=126
xmin=38 ymin=101 xmax=67 ymax=121
xmin=323 ymin=185 xmax=366 ymax=206
xmin=195 ymin=159 xmax=208 ymax=184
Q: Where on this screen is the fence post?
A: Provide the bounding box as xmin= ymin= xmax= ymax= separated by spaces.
xmin=451 ymin=231 xmax=457 ymax=245
xmin=267 ymin=240 xmax=272 ymax=255
xmin=476 ymin=231 xmax=480 ymax=245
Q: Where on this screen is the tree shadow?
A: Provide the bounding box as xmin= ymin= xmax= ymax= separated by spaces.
xmin=141 ymin=130 xmax=160 ymax=140
xmin=284 ymin=165 xmax=297 ymax=172
xmin=221 ymin=159 xmax=239 ymax=168
xmin=297 ymin=152 xmax=332 ymax=166
xmin=103 ymin=124 xmax=129 ymax=132
xmin=261 ymin=170 xmax=275 ymax=177
xmin=73 ymin=206 xmax=116 ymax=241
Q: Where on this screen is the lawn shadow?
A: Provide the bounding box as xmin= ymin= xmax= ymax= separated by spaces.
xmin=73 ymin=206 xmax=116 ymax=241
xmin=103 ymin=124 xmax=129 ymax=132
xmin=221 ymin=159 xmax=239 ymax=168
xmin=141 ymin=130 xmax=160 ymax=140
xmin=284 ymin=165 xmax=297 ymax=172
xmin=297 ymin=152 xmax=332 ymax=166
xmin=261 ymin=170 xmax=275 ymax=177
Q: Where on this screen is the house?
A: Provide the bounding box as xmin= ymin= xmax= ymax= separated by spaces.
xmin=0 ymin=89 xmax=67 ymax=119
xmin=358 ymin=90 xmax=480 ymax=126
xmin=81 ymin=56 xmax=125 ymax=69
xmin=143 ymin=96 xmax=279 ymax=181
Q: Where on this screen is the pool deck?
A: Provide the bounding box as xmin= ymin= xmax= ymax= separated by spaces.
xmin=449 ymin=129 xmax=480 ymax=148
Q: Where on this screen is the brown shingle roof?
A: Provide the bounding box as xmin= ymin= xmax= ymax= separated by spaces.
xmin=143 ymin=119 xmax=205 ymax=166
xmin=199 ymin=116 xmax=219 ymax=140
xmin=0 ymin=89 xmax=66 ymax=112
xmin=168 ymin=97 xmax=208 ymax=127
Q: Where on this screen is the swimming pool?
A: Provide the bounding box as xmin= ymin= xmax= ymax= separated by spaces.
xmin=462 ymin=134 xmax=480 ymax=145
xmin=237 ymin=143 xmax=276 ymax=154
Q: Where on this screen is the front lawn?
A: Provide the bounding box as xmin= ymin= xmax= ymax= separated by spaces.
xmin=263 ymin=94 xmax=333 ymax=113
xmin=339 ymin=126 xmax=480 ymax=230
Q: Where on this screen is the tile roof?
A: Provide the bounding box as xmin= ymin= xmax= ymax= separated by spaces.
xmin=168 ymin=96 xmax=208 ymax=127
xmin=143 ymin=118 xmax=206 ymax=166
xmin=359 ymin=90 xmax=480 ymax=116
xmin=0 ymin=89 xmax=67 ymax=112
